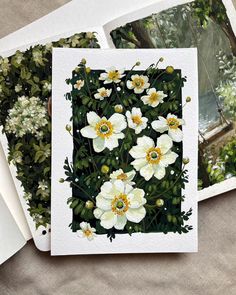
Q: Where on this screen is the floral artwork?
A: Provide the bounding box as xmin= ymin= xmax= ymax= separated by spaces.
xmin=0 ymin=33 xmax=100 ymax=229
xmin=64 ymin=58 xmax=193 ymax=241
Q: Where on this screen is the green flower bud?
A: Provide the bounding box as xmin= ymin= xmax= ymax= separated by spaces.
xmin=85 ymin=200 xmax=94 ymax=209
xmin=167 ymin=214 xmax=172 ymax=222
xmin=114 ymin=104 xmax=123 ymax=113
xmin=159 ymin=57 xmax=164 ymax=62
xmin=101 ymin=165 xmax=109 ymax=174
xmin=135 ymin=61 xmax=141 ymax=66
xmin=183 ymin=157 xmax=190 ymax=165
xmin=81 ymin=58 xmax=86 ymax=65
xmin=59 ymin=178 xmax=64 ymax=183
xmin=166 ymin=66 xmax=174 ymax=74
xmin=86 ymin=67 xmax=91 ymax=74
xmin=65 ymin=124 xmax=72 ymax=132
xmin=155 ymin=198 xmax=164 ymax=207
xmin=186 ymin=96 xmax=191 ymax=102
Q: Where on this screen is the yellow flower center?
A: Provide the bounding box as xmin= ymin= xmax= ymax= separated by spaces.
xmin=132 ymin=115 xmax=142 ymax=125
xmin=117 ymin=173 xmax=128 ymax=181
xmin=132 ymin=77 xmax=145 ymax=89
xmin=167 ymin=117 xmax=179 ymax=129
xmin=108 ymin=71 xmax=120 ymax=81
xmin=100 ymin=90 xmax=108 ymax=97
xmin=76 ymin=80 xmax=83 ymax=88
xmin=96 ymin=119 xmax=113 ymax=138
xmin=111 ymin=194 xmax=130 ymax=216
xmin=146 ymin=147 xmax=162 ymax=164
xmin=149 ymin=92 xmax=159 ymax=104
xmin=84 ymin=229 xmax=92 ymax=237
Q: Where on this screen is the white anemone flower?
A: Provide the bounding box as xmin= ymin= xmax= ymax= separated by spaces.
xmin=74 ymin=79 xmax=84 ymax=90
xmin=99 ymin=67 xmax=125 ymax=84
xmin=94 ymin=87 xmax=112 ymax=100
xmin=110 ymin=169 xmax=136 ymax=186
xmin=80 ymin=111 xmax=127 ymax=153
xmin=126 ymin=107 xmax=148 ymax=134
xmin=77 ymin=222 xmax=96 ymax=241
xmin=127 ymin=74 xmax=150 ymax=94
xmin=152 ymin=113 xmax=185 ymax=142
xmin=94 ymin=180 xmax=146 ymax=230
xmin=141 ymin=88 xmax=167 ymax=107
xmin=129 ymin=135 xmax=178 ymax=181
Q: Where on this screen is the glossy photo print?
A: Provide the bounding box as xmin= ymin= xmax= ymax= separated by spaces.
xmin=51 ymin=48 xmax=198 ymax=255
xmin=109 ymin=0 xmax=236 ymax=199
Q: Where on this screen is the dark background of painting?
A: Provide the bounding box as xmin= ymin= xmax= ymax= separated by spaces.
xmin=0 ymin=1 xmax=236 ymax=295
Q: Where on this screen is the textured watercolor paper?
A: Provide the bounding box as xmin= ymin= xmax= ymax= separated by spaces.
xmin=51 ymin=48 xmax=198 ymax=255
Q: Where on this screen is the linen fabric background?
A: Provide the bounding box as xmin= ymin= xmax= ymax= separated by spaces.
xmin=0 ymin=1 xmax=236 ymax=294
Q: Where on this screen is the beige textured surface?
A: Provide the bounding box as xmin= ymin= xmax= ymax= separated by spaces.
xmin=0 ymin=1 xmax=236 ymax=294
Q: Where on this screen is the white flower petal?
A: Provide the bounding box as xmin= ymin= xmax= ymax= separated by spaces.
xmin=126 ymin=170 xmax=136 ymax=181
xmin=80 ymin=126 xmax=97 ymax=139
xmin=114 ymin=215 xmax=127 ymax=230
xmin=131 ymin=158 xmax=147 ymax=170
xmin=80 ymin=222 xmax=88 ymax=231
xmin=113 ymin=180 xmax=125 ymax=195
xmin=87 ymin=111 xmax=101 ymax=126
xmin=126 ymin=206 xmax=146 ymax=223
xmin=94 ymin=208 xmax=104 ymax=219
xmin=156 ymin=134 xmax=173 ymax=154
xmin=169 ymin=128 xmax=183 ymax=142
xmin=109 ymin=113 xmax=127 ymax=133
xmin=77 ymin=230 xmax=84 ymax=237
xmin=93 ymin=137 xmax=105 ymax=153
xmin=129 ymin=188 xmax=146 ymax=209
xmin=96 ymin=194 xmax=111 ymax=211
xmin=160 ymin=151 xmax=178 ymax=167
xmin=154 ymin=165 xmax=166 ymax=180
xmin=100 ymin=211 xmax=117 ymax=229
xmin=105 ymin=136 xmax=119 ymax=150
xmin=151 ymin=118 xmax=168 ymax=133
xmin=140 ymin=164 xmax=154 ymax=181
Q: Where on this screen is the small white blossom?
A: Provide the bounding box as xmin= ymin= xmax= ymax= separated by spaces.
xmin=110 ymin=169 xmax=136 ymax=186
xmin=77 ymin=222 xmax=96 ymax=241
xmin=94 ymin=87 xmax=112 ymax=100
xmin=127 ymin=74 xmax=150 ymax=94
xmin=99 ymin=67 xmax=125 ymax=84
xmin=15 ymin=84 xmax=22 ymax=93
xmin=126 ymin=107 xmax=148 ymax=134
xmin=141 ymin=88 xmax=167 ymax=107
xmin=74 ymin=80 xmax=84 ymax=90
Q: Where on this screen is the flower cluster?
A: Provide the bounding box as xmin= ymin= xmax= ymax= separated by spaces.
xmin=65 ymin=60 xmax=192 ymax=241
xmin=5 ymin=96 xmax=48 ymax=139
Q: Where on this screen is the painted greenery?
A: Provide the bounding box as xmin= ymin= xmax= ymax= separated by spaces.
xmin=64 ymin=59 xmax=192 ymax=241
xmin=110 ymin=0 xmax=236 ymax=190
xmin=0 ymin=33 xmax=100 ymax=229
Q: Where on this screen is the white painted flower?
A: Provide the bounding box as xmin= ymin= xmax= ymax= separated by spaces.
xmin=77 ymin=222 xmax=96 ymax=241
xmin=110 ymin=169 xmax=136 ymax=186
xmin=43 ymin=82 xmax=52 ymax=92
xmin=152 ymin=113 xmax=185 ymax=142
xmin=129 ymin=134 xmax=178 ymax=181
xmin=74 ymin=79 xmax=84 ymax=90
xmin=94 ymin=87 xmax=112 ymax=100
xmin=99 ymin=67 xmax=125 ymax=84
xmin=126 ymin=107 xmax=148 ymax=134
xmin=94 ymin=180 xmax=146 ymax=230
xmin=38 ymin=180 xmax=48 ymax=191
xmin=127 ymin=74 xmax=150 ymax=94
xmin=80 ymin=111 xmax=127 ymax=153
xmin=141 ymin=88 xmax=167 ymax=107
xmin=15 ymin=84 xmax=22 ymax=93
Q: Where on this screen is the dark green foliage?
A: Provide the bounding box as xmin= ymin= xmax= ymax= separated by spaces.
xmin=0 ymin=33 xmax=100 ymax=228
xmin=64 ymin=61 xmax=192 ymax=239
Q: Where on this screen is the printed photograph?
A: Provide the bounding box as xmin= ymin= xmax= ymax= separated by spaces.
xmin=110 ymin=0 xmax=236 ymax=192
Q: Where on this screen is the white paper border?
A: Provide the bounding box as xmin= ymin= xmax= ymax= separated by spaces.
xmin=51 ymin=48 xmax=198 ymax=255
